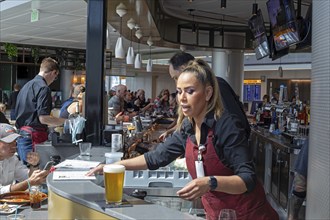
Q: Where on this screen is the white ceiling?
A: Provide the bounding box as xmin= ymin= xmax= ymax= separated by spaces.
xmin=0 ymin=0 xmax=88 ymax=48
xmin=0 ymin=0 xmax=312 ymax=58
xmin=0 ymin=0 xmax=177 ymax=58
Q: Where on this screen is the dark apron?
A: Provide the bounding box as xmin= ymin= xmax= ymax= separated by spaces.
xmin=20 ymin=126 xmax=48 ymax=151
xmin=185 ymin=129 xmax=279 ymax=220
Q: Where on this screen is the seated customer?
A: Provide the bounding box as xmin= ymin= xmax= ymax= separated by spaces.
xmin=0 ymin=123 xmax=49 ymax=194
xmin=154 ymin=89 xmax=170 ymax=112
xmin=0 ymin=103 xmax=9 ymax=124
xmin=66 ymin=87 xmax=85 ymax=117
xmin=60 ymin=84 xmax=85 ymax=118
xmin=133 ymin=89 xmax=153 ymax=113
xmin=108 ymin=84 xmax=127 ymax=116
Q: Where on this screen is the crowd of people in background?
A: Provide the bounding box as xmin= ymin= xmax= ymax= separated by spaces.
xmin=107 ymin=85 xmax=175 ymax=123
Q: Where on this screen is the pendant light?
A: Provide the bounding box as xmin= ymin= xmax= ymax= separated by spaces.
xmin=115 ymin=3 xmax=127 ymax=59
xmin=126 ymin=18 xmax=136 ymax=64
xmin=220 ymin=0 xmax=226 ymax=9
xmin=134 ymin=29 xmax=143 ymax=69
xmin=146 ymin=36 xmax=153 ymax=72
xmin=188 ymin=9 xmax=196 ymax=33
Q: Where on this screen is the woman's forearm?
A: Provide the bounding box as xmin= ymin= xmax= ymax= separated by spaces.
xmin=116 ymin=155 xmax=148 ymax=170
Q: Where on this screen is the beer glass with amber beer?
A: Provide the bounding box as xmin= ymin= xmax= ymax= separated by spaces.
xmin=103 ymin=164 xmax=125 ymax=204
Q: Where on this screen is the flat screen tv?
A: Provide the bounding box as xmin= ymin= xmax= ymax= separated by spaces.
xmin=254 ymin=35 xmax=271 ymax=60
xmin=248 ymin=9 xmax=267 ymax=39
xmin=248 ymin=9 xmax=270 ymax=60
xmin=268 ymin=32 xmax=289 ymax=60
xmin=267 ymin=0 xmax=300 ymax=51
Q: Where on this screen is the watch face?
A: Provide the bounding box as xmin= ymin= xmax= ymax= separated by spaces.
xmin=209 ymin=176 xmax=217 ymax=190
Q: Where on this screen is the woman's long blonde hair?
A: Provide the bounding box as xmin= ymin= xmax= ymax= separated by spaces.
xmin=176 ymin=59 xmax=224 ymax=130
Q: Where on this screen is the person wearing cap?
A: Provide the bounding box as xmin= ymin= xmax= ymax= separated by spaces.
xmin=108 ymin=86 xmax=117 ymax=100
xmin=0 ymin=123 xmax=49 ymax=194
xmin=0 ymin=103 xmax=9 ymax=124
xmin=15 ymin=57 xmax=66 ymax=165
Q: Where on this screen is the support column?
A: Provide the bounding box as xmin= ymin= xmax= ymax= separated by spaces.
xmin=212 ymin=50 xmax=244 ymax=101
xmin=212 ymin=34 xmax=245 ymax=100
xmin=60 ymin=69 xmax=73 ymax=101
xmin=85 ymin=0 xmax=107 ymax=145
xmin=306 ymin=1 xmax=330 ymax=219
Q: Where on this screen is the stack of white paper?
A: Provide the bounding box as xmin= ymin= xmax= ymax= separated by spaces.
xmin=54 ymin=159 xmax=100 ymax=170
xmin=53 ymin=170 xmax=96 ymax=180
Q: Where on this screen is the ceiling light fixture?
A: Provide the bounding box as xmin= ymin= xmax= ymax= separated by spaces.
xmin=126 ymin=18 xmax=135 ymax=64
xmin=252 ymin=0 xmax=258 ymax=16
xmin=192 ymin=17 xmax=197 ymax=33
xmin=220 ymin=0 xmax=226 ymax=9
xmin=188 ymin=9 xmax=197 ymax=33
xmin=115 ymin=3 xmax=127 ymax=59
xmin=278 ymin=58 xmax=283 ymax=77
xmin=146 ymin=36 xmax=153 ymax=72
xmin=134 ymin=29 xmax=142 ymax=69
xmin=106 ymin=23 xmax=111 ymax=50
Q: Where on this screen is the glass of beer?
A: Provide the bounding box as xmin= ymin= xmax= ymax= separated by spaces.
xmin=103 ymin=164 xmax=125 ymax=204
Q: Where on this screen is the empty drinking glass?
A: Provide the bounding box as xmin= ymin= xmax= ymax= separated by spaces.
xmin=79 ymin=142 xmax=92 ymax=156
xmin=111 ymin=134 xmax=122 ymax=151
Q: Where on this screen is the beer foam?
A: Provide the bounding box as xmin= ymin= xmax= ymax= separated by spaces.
xmin=103 ymin=164 xmax=125 ymax=173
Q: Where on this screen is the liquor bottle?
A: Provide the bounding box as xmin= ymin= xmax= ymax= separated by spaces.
xmin=299 ymin=104 xmax=307 ymax=125
xmin=306 ymin=105 xmax=310 ymax=125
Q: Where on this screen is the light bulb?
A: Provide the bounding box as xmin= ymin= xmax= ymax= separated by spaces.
xmin=127 ymin=18 xmax=136 ymax=30
xmin=147 ymin=36 xmax=153 ymax=47
xmin=116 ymin=3 xmax=127 ymax=17
xmin=135 ymin=30 xmax=143 ymax=39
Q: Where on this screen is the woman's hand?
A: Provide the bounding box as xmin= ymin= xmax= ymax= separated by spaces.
xmin=26 ymin=152 xmax=40 ymax=166
xmin=158 ymin=131 xmax=169 ymax=141
xmin=177 ymin=177 xmax=210 ymax=201
xmin=86 ymin=164 xmax=105 ymax=176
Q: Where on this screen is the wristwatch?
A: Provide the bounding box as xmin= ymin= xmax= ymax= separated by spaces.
xmin=209 ymin=176 xmax=217 ymax=191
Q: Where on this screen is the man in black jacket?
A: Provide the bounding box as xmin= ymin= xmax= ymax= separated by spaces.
xmin=168 ymin=52 xmax=250 ymax=138
xmin=15 ymin=57 xmax=65 ymax=164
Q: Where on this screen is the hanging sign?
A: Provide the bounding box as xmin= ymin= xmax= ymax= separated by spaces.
xmin=31 ymin=9 xmax=39 ymax=22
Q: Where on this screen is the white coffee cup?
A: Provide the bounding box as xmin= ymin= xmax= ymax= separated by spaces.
xmin=105 ymin=152 xmax=123 ymax=164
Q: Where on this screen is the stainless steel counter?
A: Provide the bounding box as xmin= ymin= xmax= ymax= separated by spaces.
xmin=47 ymin=147 xmax=203 ymax=220
xmin=251 ymin=126 xmax=301 ymax=153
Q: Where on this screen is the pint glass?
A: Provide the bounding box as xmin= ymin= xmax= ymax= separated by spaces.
xmin=103 ymin=164 xmax=125 ymax=204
